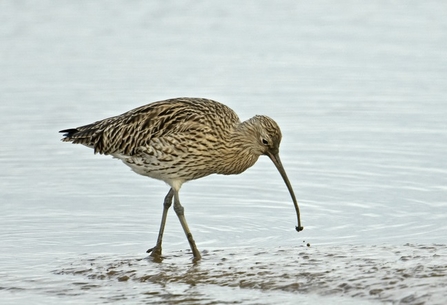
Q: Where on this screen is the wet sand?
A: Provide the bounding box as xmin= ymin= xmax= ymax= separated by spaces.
xmin=41 ymin=244 xmax=447 ymax=304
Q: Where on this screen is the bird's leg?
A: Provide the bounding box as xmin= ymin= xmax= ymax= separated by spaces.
xmin=147 ymin=188 xmax=174 ymax=257
xmin=173 ymin=191 xmax=202 ymax=260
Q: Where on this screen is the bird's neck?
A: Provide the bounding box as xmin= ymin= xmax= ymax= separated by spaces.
xmin=216 ymin=120 xmax=260 ymax=175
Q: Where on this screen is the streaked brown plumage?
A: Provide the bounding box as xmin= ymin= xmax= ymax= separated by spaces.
xmin=60 ymin=97 xmax=303 ymax=260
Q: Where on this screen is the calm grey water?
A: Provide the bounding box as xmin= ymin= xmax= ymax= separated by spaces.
xmin=1 ymin=1 xmax=447 ymax=304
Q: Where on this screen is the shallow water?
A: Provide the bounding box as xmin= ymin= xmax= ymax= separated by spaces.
xmin=1 ymin=0 xmax=447 ymax=304
xmin=3 ymin=244 xmax=446 ymax=304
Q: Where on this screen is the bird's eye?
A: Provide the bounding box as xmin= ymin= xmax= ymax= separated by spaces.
xmin=262 ymin=138 xmax=269 ymax=145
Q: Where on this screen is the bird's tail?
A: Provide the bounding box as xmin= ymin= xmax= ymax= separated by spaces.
xmin=59 ymin=128 xmax=80 ymax=141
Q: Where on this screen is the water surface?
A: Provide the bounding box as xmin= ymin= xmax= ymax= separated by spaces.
xmin=1 ymin=1 xmax=446 ymax=304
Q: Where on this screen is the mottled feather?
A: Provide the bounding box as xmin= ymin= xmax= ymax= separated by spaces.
xmin=60 ymin=97 xmax=303 ymax=259
xmin=61 ymin=98 xmax=239 ymax=155
xmin=60 ymin=97 xmax=281 ymax=183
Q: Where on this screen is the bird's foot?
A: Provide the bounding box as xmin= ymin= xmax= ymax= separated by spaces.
xmin=147 ymin=246 xmax=162 ymax=257
xmin=191 ymin=249 xmax=202 ymax=261
xmin=147 ymin=246 xmax=164 ymax=262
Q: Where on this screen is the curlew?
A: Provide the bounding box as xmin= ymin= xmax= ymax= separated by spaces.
xmin=60 ymin=97 xmax=303 ymax=260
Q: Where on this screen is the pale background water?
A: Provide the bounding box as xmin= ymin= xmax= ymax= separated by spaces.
xmin=1 ymin=1 xmax=446 ymax=304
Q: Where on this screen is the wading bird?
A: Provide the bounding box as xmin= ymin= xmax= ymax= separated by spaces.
xmin=60 ymin=98 xmax=303 ymax=260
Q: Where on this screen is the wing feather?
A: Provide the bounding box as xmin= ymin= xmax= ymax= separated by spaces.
xmin=60 ymin=97 xmax=240 ymax=155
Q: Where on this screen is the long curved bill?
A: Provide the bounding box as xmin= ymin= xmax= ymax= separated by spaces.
xmin=267 ymin=152 xmax=303 ymax=232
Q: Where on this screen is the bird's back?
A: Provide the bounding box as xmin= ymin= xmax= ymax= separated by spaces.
xmin=61 ymin=97 xmax=240 ymax=156
xmin=61 ymin=98 xmax=247 ymax=184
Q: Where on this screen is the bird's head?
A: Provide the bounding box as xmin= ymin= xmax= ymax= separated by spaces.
xmin=243 ymin=115 xmax=303 ymax=232
xmin=246 ymin=115 xmax=282 ymax=156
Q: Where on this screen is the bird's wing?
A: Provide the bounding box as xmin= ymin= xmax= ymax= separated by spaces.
xmin=60 ymin=98 xmax=239 ymax=155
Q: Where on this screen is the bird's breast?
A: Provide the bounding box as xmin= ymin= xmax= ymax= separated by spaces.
xmin=113 ymin=134 xmax=227 ymax=182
